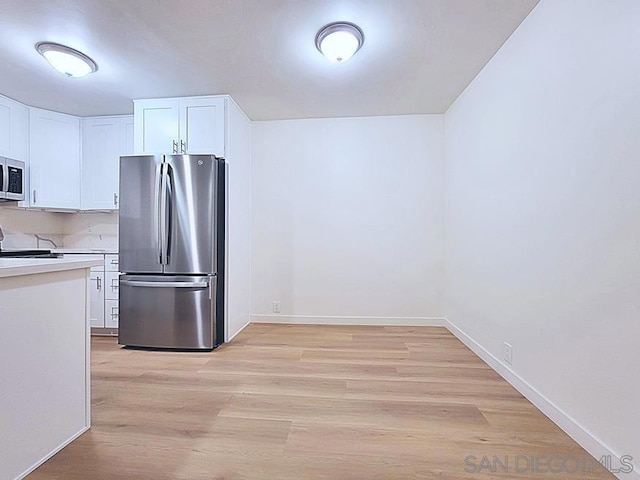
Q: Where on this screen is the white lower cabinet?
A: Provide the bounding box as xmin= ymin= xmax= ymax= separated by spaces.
xmin=89 ymin=266 xmax=105 ymax=328
xmin=105 ymin=299 xmax=119 ymax=328
xmin=104 ymin=264 xmax=119 ymax=328
xmin=105 ymin=271 xmax=119 ymax=299
xmin=103 ymin=254 xmax=119 ymax=328
xmin=75 ymin=253 xmax=119 ymax=330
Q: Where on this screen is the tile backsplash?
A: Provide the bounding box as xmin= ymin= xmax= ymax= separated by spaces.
xmin=61 ymin=212 xmax=118 ymax=249
xmin=0 ymin=207 xmax=117 ymax=250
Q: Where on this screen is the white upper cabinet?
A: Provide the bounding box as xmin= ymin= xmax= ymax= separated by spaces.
xmin=122 ymin=116 xmax=135 ymax=157
xmin=134 ymin=96 xmax=226 ymax=157
xmin=133 ymin=99 xmax=179 ymax=155
xmin=29 ymin=107 xmax=81 ymax=210
xmin=180 ymin=97 xmax=226 ymax=156
xmin=0 ymin=95 xmax=28 ymax=162
xmin=81 ymin=115 xmax=134 ymax=210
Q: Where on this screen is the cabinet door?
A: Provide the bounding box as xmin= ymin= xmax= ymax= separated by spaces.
xmin=179 ymin=97 xmax=226 ymax=157
xmin=89 ymin=269 xmax=105 ymax=328
xmin=0 ymin=96 xmax=29 ymax=207
xmin=81 ymin=117 xmax=120 ymax=210
xmin=134 ymin=99 xmax=179 ymax=154
xmin=29 ymin=108 xmax=81 ymax=209
xmin=105 ymin=271 xmax=119 ymax=300
xmin=81 ymin=116 xmax=133 ymax=210
xmin=118 ymin=117 xmax=135 ymax=210
xmin=105 ymin=299 xmax=119 ymax=328
xmin=0 ymin=95 xmax=28 ymax=161
xmin=105 ymin=253 xmax=120 ymax=272
xmin=121 ymin=116 xmax=135 ymax=155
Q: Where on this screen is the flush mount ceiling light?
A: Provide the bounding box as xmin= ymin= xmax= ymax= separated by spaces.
xmin=315 ymin=22 xmax=364 ymax=63
xmin=35 ymin=42 xmax=98 ymax=78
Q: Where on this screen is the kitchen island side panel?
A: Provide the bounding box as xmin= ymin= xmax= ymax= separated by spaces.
xmin=0 ymin=268 xmax=91 ymax=480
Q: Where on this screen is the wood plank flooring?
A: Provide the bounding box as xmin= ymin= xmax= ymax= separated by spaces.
xmin=28 ymin=324 xmax=614 ymax=479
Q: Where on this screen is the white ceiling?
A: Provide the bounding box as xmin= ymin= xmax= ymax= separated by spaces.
xmin=0 ymin=0 xmax=539 ymax=120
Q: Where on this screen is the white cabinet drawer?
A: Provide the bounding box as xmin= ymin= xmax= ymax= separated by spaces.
xmin=105 ymin=254 xmax=119 ymax=272
xmin=105 ymin=271 xmax=119 ymax=300
xmin=105 ymin=299 xmax=119 ymax=328
xmin=89 ymin=270 xmax=105 ymax=328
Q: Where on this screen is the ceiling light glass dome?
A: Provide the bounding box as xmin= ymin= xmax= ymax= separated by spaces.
xmin=36 ymin=42 xmax=98 ymax=78
xmin=315 ymin=22 xmax=364 ymax=63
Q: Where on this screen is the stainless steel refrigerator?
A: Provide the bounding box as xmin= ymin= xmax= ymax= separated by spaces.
xmin=118 ymin=154 xmax=225 ymax=350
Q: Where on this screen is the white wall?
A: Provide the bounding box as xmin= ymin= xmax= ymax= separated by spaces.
xmin=225 ymin=99 xmax=252 ymax=340
xmin=445 ymin=0 xmax=640 ymax=472
xmin=251 ymin=115 xmax=445 ymax=322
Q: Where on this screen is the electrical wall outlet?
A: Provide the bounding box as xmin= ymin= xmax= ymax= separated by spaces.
xmin=503 ymin=342 xmax=513 ymax=365
xmin=272 ymin=301 xmax=281 ymax=314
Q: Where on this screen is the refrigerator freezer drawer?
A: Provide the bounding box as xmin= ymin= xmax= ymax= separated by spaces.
xmin=118 ymin=275 xmax=217 ymax=350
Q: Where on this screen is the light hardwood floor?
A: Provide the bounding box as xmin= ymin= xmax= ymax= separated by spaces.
xmin=29 ymin=324 xmax=614 ymax=479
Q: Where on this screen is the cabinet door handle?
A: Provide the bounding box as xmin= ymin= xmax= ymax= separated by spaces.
xmin=32 ymin=190 xmax=37 ymax=204
xmin=180 ymin=139 xmax=187 ymax=153
xmin=172 ymin=140 xmax=178 ymax=154
xmin=97 ymin=277 xmax=102 ymax=290
xmin=113 ymin=193 xmax=118 ymax=207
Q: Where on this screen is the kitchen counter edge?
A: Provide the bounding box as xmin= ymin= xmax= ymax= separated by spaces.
xmin=0 ymin=258 xmax=104 ymax=278
xmin=52 ymin=248 xmax=119 ymax=254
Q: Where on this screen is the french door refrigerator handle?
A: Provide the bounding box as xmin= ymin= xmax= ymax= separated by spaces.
xmin=154 ymin=162 xmax=164 ymax=264
xmin=165 ymin=164 xmax=173 ymax=264
xmin=159 ymin=162 xmax=170 ymax=265
xmin=120 ymin=280 xmax=209 ymax=288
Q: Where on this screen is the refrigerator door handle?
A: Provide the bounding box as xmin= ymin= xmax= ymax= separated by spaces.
xmin=154 ymin=162 xmax=164 ymax=265
xmin=120 ymin=280 xmax=209 ymax=288
xmin=159 ymin=162 xmax=169 ymax=265
xmin=165 ymin=164 xmax=174 ymax=264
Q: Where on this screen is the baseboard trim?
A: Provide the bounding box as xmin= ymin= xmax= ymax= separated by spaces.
xmin=15 ymin=426 xmax=90 ymax=480
xmin=90 ymin=327 xmax=118 ymax=337
xmin=250 ymin=314 xmax=446 ymax=326
xmin=444 ymin=318 xmax=637 ymax=480
xmin=226 ymin=317 xmax=251 ymax=342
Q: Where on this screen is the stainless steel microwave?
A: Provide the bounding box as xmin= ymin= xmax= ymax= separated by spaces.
xmin=0 ymin=157 xmax=25 ymax=202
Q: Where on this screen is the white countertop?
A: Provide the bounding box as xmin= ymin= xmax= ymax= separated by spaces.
xmin=0 ymin=258 xmax=103 ymax=278
xmin=53 ymin=248 xmax=118 ymax=254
